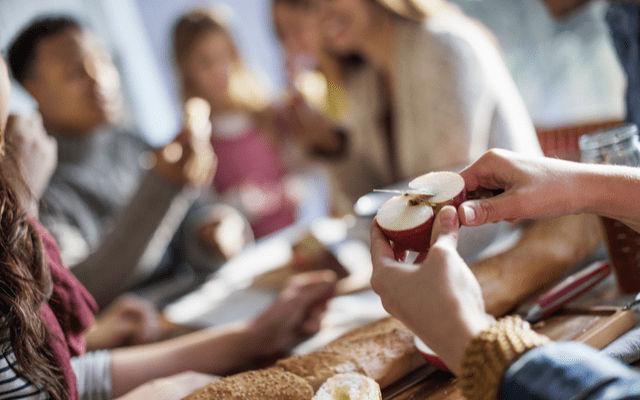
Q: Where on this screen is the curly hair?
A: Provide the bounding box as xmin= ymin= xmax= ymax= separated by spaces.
xmin=0 ymin=136 xmax=66 ymax=399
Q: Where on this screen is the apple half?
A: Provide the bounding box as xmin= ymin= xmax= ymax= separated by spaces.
xmin=376 ymin=194 xmax=435 ymax=259
xmin=408 ymin=171 xmax=466 ymax=210
xmin=375 ymin=171 xmax=465 ymax=261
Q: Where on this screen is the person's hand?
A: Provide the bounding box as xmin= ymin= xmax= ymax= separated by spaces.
xmin=248 ymin=270 xmax=337 ymax=357
xmin=281 ymin=93 xmax=342 ymax=153
xmin=197 ymin=206 xmax=253 ymax=260
xmin=458 ymin=149 xmax=592 ymax=227
xmin=86 ymin=295 xmax=162 ymax=350
xmin=5 ymin=114 xmax=57 ymax=205
xmin=116 ymin=371 xmax=216 ymax=400
xmin=154 ymin=126 xmax=216 ymax=187
xmin=370 ymin=206 xmax=494 ymax=375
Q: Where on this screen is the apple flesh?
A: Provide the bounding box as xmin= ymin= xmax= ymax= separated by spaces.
xmin=375 ymin=171 xmax=466 ymax=261
xmin=408 ymin=171 xmax=466 ymax=211
xmin=376 ymin=194 xmax=435 ymax=259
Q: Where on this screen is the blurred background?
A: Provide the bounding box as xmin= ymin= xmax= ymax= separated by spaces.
xmin=0 ymin=0 xmax=625 ymax=146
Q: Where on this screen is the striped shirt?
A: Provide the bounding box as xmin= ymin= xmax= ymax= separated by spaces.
xmin=0 ymin=337 xmax=112 ymax=400
xmin=0 ymin=339 xmax=47 ymax=400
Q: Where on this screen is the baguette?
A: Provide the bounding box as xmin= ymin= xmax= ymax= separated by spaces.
xmin=323 ymin=318 xmax=424 ymax=388
xmin=277 ymin=351 xmax=365 ymax=391
xmin=184 ymin=368 xmax=314 ymax=400
xmin=313 ymin=373 xmax=381 ymax=400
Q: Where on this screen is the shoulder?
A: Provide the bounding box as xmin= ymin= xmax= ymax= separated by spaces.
xmin=407 ymin=13 xmax=501 ymax=68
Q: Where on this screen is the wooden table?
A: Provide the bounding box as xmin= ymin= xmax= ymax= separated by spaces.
xmin=384 ymin=274 xmax=638 ymax=399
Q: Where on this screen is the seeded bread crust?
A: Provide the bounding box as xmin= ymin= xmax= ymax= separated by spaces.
xmin=183 ymin=318 xmax=423 ymax=399
xmin=184 ymin=368 xmax=314 ymax=400
xmin=277 ymin=351 xmax=365 ymax=391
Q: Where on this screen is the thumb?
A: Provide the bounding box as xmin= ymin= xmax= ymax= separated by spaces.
xmin=458 ymin=194 xmax=516 ymax=226
xmin=430 ymin=206 xmax=459 ymax=249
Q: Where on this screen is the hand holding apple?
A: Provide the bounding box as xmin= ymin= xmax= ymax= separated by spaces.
xmin=375 ymin=171 xmax=465 ymax=261
xmin=370 ymin=206 xmax=494 ymax=375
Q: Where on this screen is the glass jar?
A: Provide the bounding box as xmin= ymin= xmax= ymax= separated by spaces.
xmin=580 ymin=124 xmax=640 ymax=293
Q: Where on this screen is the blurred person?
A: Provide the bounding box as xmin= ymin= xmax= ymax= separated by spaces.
xmin=317 ymin=0 xmax=541 ymax=198
xmin=544 ymin=0 xmax=640 ymax=128
xmin=272 ymin=0 xmax=358 ymax=215
xmin=5 ymin=111 xmax=163 ymax=350
xmin=8 ymin=16 xmax=251 ymax=306
xmin=315 ymin=0 xmax=601 ymax=315
xmin=0 ymin=53 xmax=338 ymax=400
xmin=369 ymin=149 xmax=640 ymax=399
xmin=173 ymin=9 xmax=298 ymax=238
xmin=272 ymin=0 xmax=349 ymax=153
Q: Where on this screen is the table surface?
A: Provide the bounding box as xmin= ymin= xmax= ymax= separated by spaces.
xmin=160 ymin=216 xmax=638 ymax=399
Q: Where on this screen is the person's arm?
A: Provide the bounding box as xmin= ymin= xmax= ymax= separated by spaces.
xmin=109 ymin=271 xmax=335 ymax=397
xmin=370 ymin=206 xmax=640 ymax=400
xmin=70 ymin=127 xmax=216 ymax=307
xmin=176 ymin=198 xmax=253 ymax=274
xmin=459 ymin=148 xmax=640 ymax=233
xmin=501 ymin=342 xmax=640 ymax=400
xmin=71 ymin=169 xmax=197 ymax=306
xmin=473 ymin=214 xmax=602 ymax=316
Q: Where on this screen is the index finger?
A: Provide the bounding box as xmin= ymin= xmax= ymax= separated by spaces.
xmin=370 ymin=222 xmax=395 ymax=265
xmin=460 ymin=150 xmax=513 ymax=193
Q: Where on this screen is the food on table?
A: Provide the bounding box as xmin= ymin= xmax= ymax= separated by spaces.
xmin=290 ymin=234 xmax=349 ymax=278
xmin=251 ymin=233 xmax=349 ymax=290
xmin=376 ymin=171 xmax=465 ymax=261
xmin=277 ymin=351 xmax=364 ymax=391
xmin=184 ymin=318 xmax=424 ymax=399
xmin=312 ymin=373 xmax=381 ymax=400
xmin=323 ymin=318 xmax=424 ymax=388
xmin=184 ymin=368 xmax=314 ymax=400
xmin=184 ymin=97 xmax=212 ymax=142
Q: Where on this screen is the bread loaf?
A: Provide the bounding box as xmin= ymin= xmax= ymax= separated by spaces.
xmin=313 ymin=373 xmax=381 ymax=400
xmin=323 ymin=318 xmax=424 ymax=388
xmin=277 ymin=351 xmax=365 ymax=391
xmin=184 ymin=368 xmax=314 ymax=400
xmin=183 ymin=318 xmax=423 ymax=399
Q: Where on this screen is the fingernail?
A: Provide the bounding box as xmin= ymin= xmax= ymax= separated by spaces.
xmin=440 ymin=206 xmax=458 ymax=229
xmin=461 ymin=204 xmax=476 ymax=224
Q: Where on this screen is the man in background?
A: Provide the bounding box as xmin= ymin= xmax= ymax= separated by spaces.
xmin=8 ymin=16 xmax=250 ymax=307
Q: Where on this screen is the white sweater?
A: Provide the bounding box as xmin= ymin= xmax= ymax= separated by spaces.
xmin=337 ymin=12 xmax=542 ymax=201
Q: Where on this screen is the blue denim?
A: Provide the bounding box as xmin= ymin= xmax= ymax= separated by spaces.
xmin=500 ymin=343 xmax=640 ymax=399
xmin=607 ymin=3 xmax=640 ymax=128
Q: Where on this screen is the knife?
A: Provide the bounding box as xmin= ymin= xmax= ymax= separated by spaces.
xmin=525 ymin=261 xmax=611 ymax=323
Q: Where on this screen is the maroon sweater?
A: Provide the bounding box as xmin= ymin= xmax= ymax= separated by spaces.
xmin=34 ymin=221 xmax=97 ymax=399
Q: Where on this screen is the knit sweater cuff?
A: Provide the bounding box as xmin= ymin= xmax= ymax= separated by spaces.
xmin=459 ymin=316 xmax=550 ymax=400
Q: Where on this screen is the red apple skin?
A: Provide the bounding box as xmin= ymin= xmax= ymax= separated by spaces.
xmin=421 ymin=351 xmax=450 ymax=372
xmin=378 ymin=217 xmax=434 ymax=259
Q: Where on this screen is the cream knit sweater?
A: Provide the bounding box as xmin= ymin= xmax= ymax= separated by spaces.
xmin=337 ymin=13 xmax=542 ymax=201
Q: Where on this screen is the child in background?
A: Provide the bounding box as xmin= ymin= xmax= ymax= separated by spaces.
xmin=173 ymin=9 xmax=296 ymax=238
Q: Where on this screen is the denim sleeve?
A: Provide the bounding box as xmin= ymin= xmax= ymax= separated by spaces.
xmin=500 ymin=342 xmax=640 ymax=400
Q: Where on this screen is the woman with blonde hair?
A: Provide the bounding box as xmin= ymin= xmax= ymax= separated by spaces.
xmin=173 ymin=9 xmax=298 ymax=238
